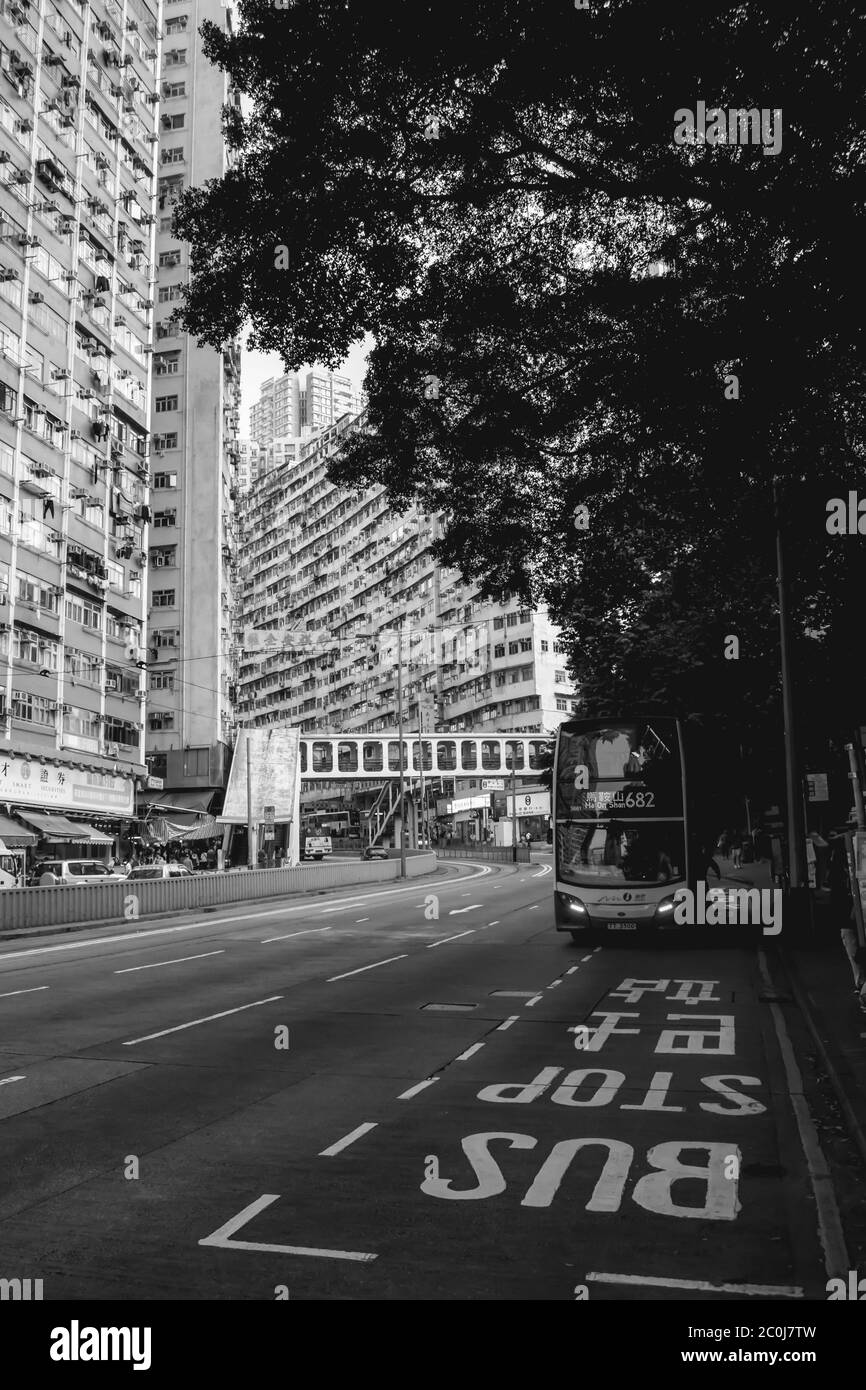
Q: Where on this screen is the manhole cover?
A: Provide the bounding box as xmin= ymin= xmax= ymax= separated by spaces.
xmin=422 ymin=1003 xmax=478 ymax=1012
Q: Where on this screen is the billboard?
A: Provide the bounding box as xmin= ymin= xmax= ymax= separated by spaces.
xmin=220 ymin=729 xmax=301 ymax=862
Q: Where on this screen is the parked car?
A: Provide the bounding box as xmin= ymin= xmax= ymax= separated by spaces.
xmin=124 ymin=864 xmax=195 ymax=880
xmin=36 ymin=860 xmax=127 ymax=886
xmin=361 ymin=845 xmax=390 ymax=861
xmin=301 ymin=835 xmax=332 ymax=861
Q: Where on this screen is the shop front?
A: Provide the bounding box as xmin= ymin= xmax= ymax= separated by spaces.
xmin=0 ymin=750 xmax=135 ymax=873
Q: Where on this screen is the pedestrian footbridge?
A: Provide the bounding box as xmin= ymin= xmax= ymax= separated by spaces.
xmin=299 ymin=734 xmax=554 ymax=780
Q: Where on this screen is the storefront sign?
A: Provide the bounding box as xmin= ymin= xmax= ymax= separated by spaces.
xmin=0 ymin=753 xmax=134 ymax=815
xmin=145 ymin=775 xmax=164 ymax=791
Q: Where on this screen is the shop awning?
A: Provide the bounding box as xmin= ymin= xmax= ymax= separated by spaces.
xmin=145 ymin=815 xmax=221 ymax=844
xmin=140 ymin=790 xmax=215 ymax=815
xmin=0 ymin=814 xmax=37 ymax=848
xmin=17 ymin=811 xmax=113 ymax=843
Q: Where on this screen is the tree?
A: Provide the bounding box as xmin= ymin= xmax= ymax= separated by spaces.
xmin=175 ymin=0 xmax=865 ymax=797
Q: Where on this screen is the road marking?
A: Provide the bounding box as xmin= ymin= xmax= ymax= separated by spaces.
xmin=585 ymin=1272 xmax=804 ymax=1298
xmin=199 ymin=1194 xmax=377 ymax=1263
xmin=532 ymin=864 xmax=552 ymax=878
xmin=758 ymin=950 xmax=849 ymax=1279
xmin=0 ymin=1074 xmax=25 ymax=1087
xmin=593 ymin=946 xmax=602 ymax=953
xmin=355 ymin=917 xmax=370 ymax=923
xmin=581 ymin=954 xmax=593 ymax=962
xmin=115 ymin=950 xmax=224 ymax=974
xmin=262 ymin=926 xmax=334 ymax=944
xmin=566 ymin=966 xmax=579 ymax=975
xmin=497 ymin=1015 xmax=519 ymax=1031
xmin=398 ymin=1077 xmax=440 ymax=1099
xmin=528 ymin=905 xmax=539 ymax=911
xmin=449 ymin=905 xmax=482 ymax=915
xmin=326 ymin=955 xmax=407 ymax=982
xmin=122 ymin=994 xmax=283 ymax=1046
xmin=319 ymin=1122 xmax=378 ymax=1156
xmin=548 ymin=980 xmax=562 ymax=989
xmin=456 ymin=1043 xmax=485 ymax=1061
xmin=0 ymin=869 xmax=494 ymax=962
xmin=0 ymin=985 xmax=49 ymax=998
xmin=488 ymin=920 xmax=499 ymax=926
xmin=525 ymin=994 xmax=543 ymax=1007
xmin=427 ymin=930 xmax=475 ymax=948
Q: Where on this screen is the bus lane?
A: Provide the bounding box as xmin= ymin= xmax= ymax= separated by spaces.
xmin=197 ymin=955 xmax=837 ymax=1300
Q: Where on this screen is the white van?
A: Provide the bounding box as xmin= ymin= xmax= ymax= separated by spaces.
xmin=302 ymin=835 xmax=332 ymax=861
xmin=0 ymin=852 xmax=22 ymax=889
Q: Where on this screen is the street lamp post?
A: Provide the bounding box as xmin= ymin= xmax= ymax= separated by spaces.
xmin=396 ymin=620 xmax=407 ymax=879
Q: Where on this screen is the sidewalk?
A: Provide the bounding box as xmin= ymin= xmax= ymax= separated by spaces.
xmin=714 ymin=852 xmax=866 ymax=1167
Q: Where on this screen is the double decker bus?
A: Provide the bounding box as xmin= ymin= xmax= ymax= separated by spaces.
xmin=552 ymin=716 xmax=690 ymax=940
xmin=301 ymin=809 xmax=361 ymax=840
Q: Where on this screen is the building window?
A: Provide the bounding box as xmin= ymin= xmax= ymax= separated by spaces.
xmin=508 ymin=641 xmax=519 ymax=655
xmin=554 ymin=669 xmax=568 ymax=684
xmin=153 ymin=472 xmax=178 ymax=488
xmin=162 ymin=113 xmax=185 ymax=130
xmin=153 ymin=433 xmax=178 ymax=450
xmin=151 ymin=547 xmax=177 ymax=568
xmin=12 ymin=690 xmax=56 ymax=726
xmin=148 ymin=712 xmax=175 ymax=730
xmin=64 ymin=594 xmax=102 ymax=630
xmin=63 ymin=705 xmax=100 ymax=738
xmin=160 ymin=147 xmax=185 ymax=164
xmin=153 ymin=509 xmax=176 ymax=527
xmin=152 ymin=589 xmax=176 ymax=607
xmin=153 ymin=629 xmax=179 ymax=648
xmin=165 ymin=16 xmax=188 ymax=32
xmin=494 ymin=643 xmax=505 ymax=658
xmin=506 ymin=613 xmax=518 ymax=627
xmin=493 ymin=616 xmax=504 ymax=630
xmin=540 ymin=640 xmax=549 ymax=653
xmin=158 ymin=284 xmax=184 ymax=303
xmin=150 ymin=671 xmax=175 ymax=690
xmin=164 ymin=49 xmax=187 ymax=65
xmin=556 ymin=696 xmax=567 ymax=711
xmin=155 ymin=394 xmax=178 ymax=412
xmin=162 ymin=81 xmax=186 ymax=97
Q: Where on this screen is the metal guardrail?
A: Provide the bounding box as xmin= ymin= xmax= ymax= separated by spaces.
xmin=436 ymin=845 xmax=531 ymax=863
xmin=0 ymin=853 xmax=438 ymax=935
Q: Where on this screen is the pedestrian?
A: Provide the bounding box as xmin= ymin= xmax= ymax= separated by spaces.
xmin=697 ymin=836 xmax=722 ymax=881
xmin=730 ymin=828 xmax=743 ymax=869
xmin=180 ymin=851 xmax=194 ymax=872
xmin=207 ymin=846 xmax=217 ymax=871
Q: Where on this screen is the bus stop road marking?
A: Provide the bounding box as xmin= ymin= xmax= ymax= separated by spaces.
xmin=199 ymin=1194 xmax=377 ymax=1263
xmin=115 ymin=951 xmax=224 ymax=974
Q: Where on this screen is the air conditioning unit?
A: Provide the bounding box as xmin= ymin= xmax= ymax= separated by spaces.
xmin=70 ymin=429 xmax=82 ymax=439
xmin=29 ymin=291 xmax=44 ymax=305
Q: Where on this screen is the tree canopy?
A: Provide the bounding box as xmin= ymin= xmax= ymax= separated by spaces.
xmin=174 ymin=0 xmax=866 ymax=805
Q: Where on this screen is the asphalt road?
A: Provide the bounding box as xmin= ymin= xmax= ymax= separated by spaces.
xmin=0 ymin=854 xmax=862 ymax=1302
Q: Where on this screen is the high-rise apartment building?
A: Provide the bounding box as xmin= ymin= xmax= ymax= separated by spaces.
xmin=143 ymin=0 xmax=241 ymax=814
xmin=0 ymin=0 xmax=162 ymax=849
xmin=236 ymin=414 xmax=577 ymax=740
xmin=249 ymin=367 xmax=361 ymax=453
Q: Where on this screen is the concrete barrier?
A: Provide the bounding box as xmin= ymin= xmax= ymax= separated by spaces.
xmin=0 ymin=853 xmax=438 ymax=936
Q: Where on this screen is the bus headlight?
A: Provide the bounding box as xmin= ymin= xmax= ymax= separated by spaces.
xmin=557 ymin=892 xmax=587 ymax=916
xmin=655 ymin=895 xmax=678 ymax=927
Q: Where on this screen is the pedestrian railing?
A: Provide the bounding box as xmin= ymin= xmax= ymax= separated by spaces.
xmin=436 ymin=844 xmax=531 ymax=863
xmin=0 ymin=853 xmax=438 ymax=934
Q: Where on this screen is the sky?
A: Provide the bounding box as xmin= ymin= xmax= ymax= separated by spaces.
xmin=239 ymin=336 xmax=373 ymax=436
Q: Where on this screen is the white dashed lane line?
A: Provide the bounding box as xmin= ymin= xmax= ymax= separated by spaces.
xmin=123 ymin=994 xmax=284 ymax=1047
xmin=547 ymin=980 xmax=562 ymax=989
xmin=456 ymin=1043 xmax=485 ymax=1061
xmin=398 ymin=1077 xmax=440 ymax=1100
xmin=487 ymin=920 xmax=499 ymax=926
xmin=427 ymin=931 xmax=475 ymax=948
xmin=566 ymin=966 xmax=579 ymax=975
xmin=326 ymin=955 xmax=408 ymax=982
xmin=262 ymin=926 xmax=334 ymax=944
xmin=319 ymin=1122 xmax=378 ymax=1157
xmin=0 ymin=986 xmax=49 ymax=998
xmin=581 ymin=954 xmax=593 ymax=962
xmin=115 ymin=950 xmax=224 ymax=975
xmin=355 ymin=917 xmax=370 ymax=923
xmin=497 ymin=1015 xmax=519 ymax=1031
xmin=0 ymin=1075 xmax=26 ymax=1087
xmin=525 ymin=994 xmax=543 ymax=1007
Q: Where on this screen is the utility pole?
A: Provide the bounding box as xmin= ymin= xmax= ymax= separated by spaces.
xmin=510 ymin=740 xmax=518 ymax=863
xmin=396 ymin=620 xmax=407 ymax=879
xmin=246 ymin=729 xmax=255 ymax=871
xmin=417 ymin=704 xmax=426 ymax=850
xmin=773 ymin=478 xmax=809 ymax=916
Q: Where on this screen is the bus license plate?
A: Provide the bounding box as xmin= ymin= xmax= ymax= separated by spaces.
xmin=607 ymin=922 xmax=638 ymax=931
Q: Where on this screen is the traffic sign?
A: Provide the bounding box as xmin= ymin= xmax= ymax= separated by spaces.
xmin=481 ymin=778 xmax=505 ymax=791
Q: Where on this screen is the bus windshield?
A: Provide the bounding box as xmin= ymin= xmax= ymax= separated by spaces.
xmin=554 ymin=719 xmax=687 ymax=888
